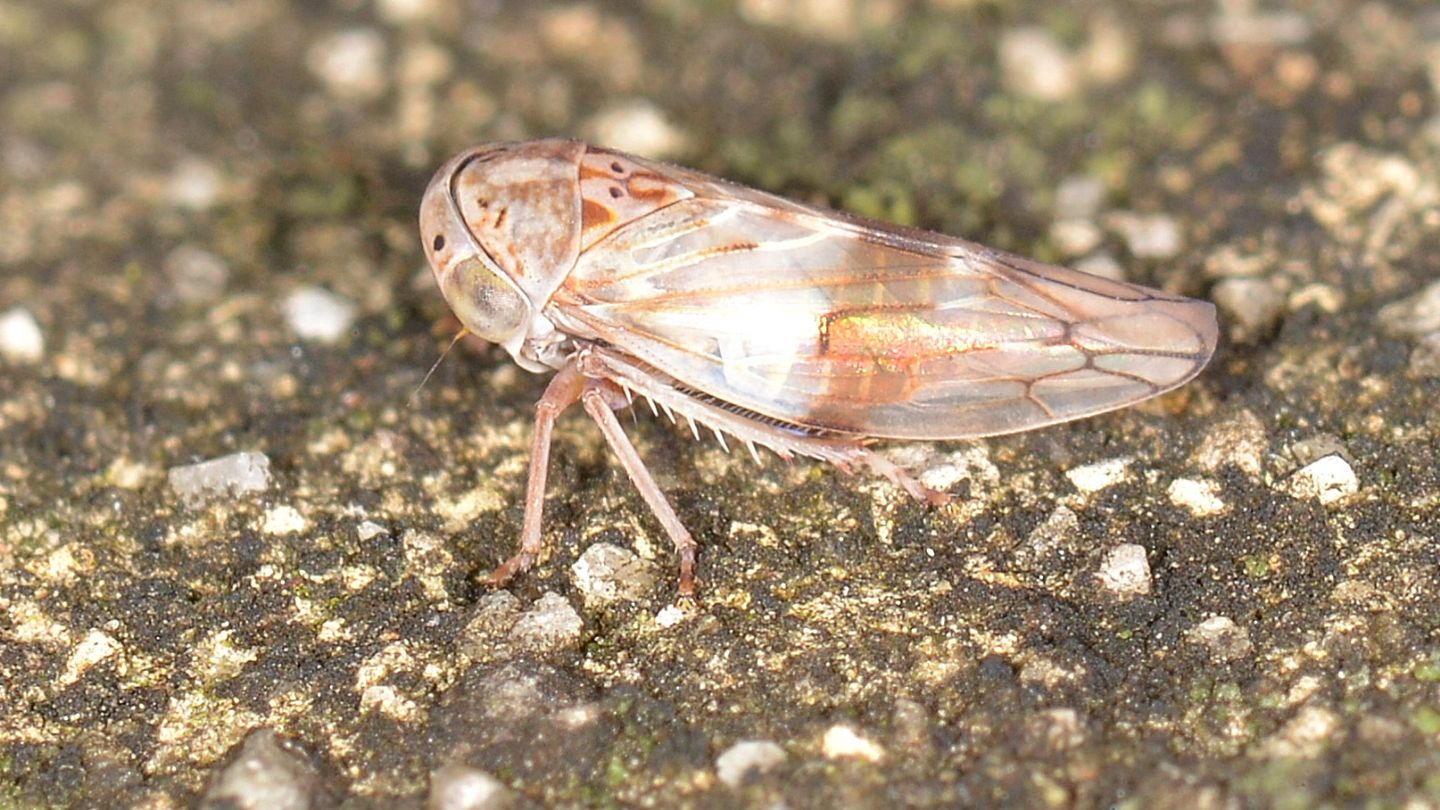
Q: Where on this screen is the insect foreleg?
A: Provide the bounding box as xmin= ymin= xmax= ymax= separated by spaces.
xmin=485 ymin=361 xmax=587 ymax=589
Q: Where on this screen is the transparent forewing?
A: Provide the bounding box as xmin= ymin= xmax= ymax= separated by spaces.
xmin=555 ymin=174 xmax=1218 ymax=440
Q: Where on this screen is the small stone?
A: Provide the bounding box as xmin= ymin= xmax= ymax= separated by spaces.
xmin=1192 ymin=408 xmax=1267 ymax=477
xmin=458 ymin=592 xmax=523 ymax=659
xmin=1210 ymin=7 xmax=1313 ymax=46
xmin=1065 ymin=457 xmax=1132 ymax=495
xmin=508 ymin=592 xmax=583 ymax=650
xmin=200 ymin=729 xmax=318 ymax=810
xmin=1049 ymin=219 xmax=1103 ymax=256
xmin=583 ymin=99 xmax=688 ymax=159
xmin=1053 ymin=175 xmax=1107 ymax=220
xmin=378 ymin=0 xmax=440 ymax=26
xmin=427 ymin=764 xmax=512 ymax=810
xmin=1286 ymin=455 xmax=1358 ymax=505
xmin=1025 ymin=505 xmax=1081 ymax=557
xmin=1377 ymin=279 xmax=1440 ymax=338
xmin=61 ymin=629 xmax=121 ymax=686
xmin=285 ymin=286 xmax=357 ymax=343
xmin=1288 ymin=434 xmax=1349 ymax=468
xmin=168 ymin=451 xmax=272 ymax=508
xmin=307 ymin=28 xmax=387 ymax=101
xmin=570 ymin=543 xmax=657 ymax=605
xmin=1212 ymin=277 xmax=1285 ymax=343
xmin=1186 ymin=616 xmax=1253 ymax=661
xmin=1258 ymin=705 xmax=1339 ymax=759
xmin=0 ymin=307 xmax=44 ymax=364
xmin=998 ymin=27 xmax=1078 ymax=101
xmin=737 ymin=0 xmax=876 ymax=41
xmin=1106 ymin=211 xmax=1183 ymax=259
xmin=356 ymin=521 xmax=388 ymax=541
xmin=1027 ymin=708 xmax=1085 ymax=752
xmin=1167 ymin=478 xmax=1227 ymax=517
xmin=820 ymin=725 xmax=885 ymax=762
xmin=163 ymin=245 xmax=230 ymax=303
xmin=1097 ymin=543 xmax=1151 ymax=598
xmin=1409 ymin=332 xmax=1440 ymax=378
xmin=262 ymin=505 xmax=309 ymax=536
xmin=912 ymin=444 xmax=1001 ymax=493
xmin=715 ymin=740 xmax=787 ymax=788
xmin=654 ymin=604 xmax=687 ymax=628
xmin=168 ymin=157 xmax=224 ymax=210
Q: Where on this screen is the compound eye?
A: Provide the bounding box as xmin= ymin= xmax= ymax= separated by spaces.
xmin=442 ymin=256 xmax=530 ymax=344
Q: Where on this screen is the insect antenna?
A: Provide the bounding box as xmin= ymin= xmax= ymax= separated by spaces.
xmin=409 ymin=327 xmax=469 ymax=406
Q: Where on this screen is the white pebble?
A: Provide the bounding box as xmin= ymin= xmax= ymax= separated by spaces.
xmin=167 ymin=157 xmax=224 ymax=211
xmin=262 ymin=505 xmax=310 ymax=536
xmin=427 ymin=764 xmax=512 ymax=810
xmin=356 ymin=521 xmax=388 ymax=541
xmin=820 ymin=725 xmax=885 ymax=762
xmin=1097 ymin=543 xmax=1151 ymax=598
xmin=1050 ymin=219 xmax=1103 ymax=256
xmin=1378 ymin=279 xmax=1440 ymax=338
xmin=998 ymin=27 xmax=1078 ymax=101
xmin=1073 ymin=251 xmax=1126 ymax=281
xmin=1053 ymin=175 xmax=1107 ymax=220
xmin=570 ymin=543 xmax=656 ymax=605
xmin=307 ymin=28 xmax=387 ymax=101
xmin=202 ymin=729 xmax=318 ymax=810
xmin=1210 ymin=8 xmax=1312 ymax=46
xmin=714 ymin=740 xmax=787 ymax=788
xmin=1186 ymin=616 xmax=1253 ymax=661
xmin=584 ymin=99 xmax=688 ymax=159
xmin=163 ymin=245 xmax=230 ymax=303
xmin=1026 ymin=505 xmax=1080 ymax=555
xmin=0 ymin=307 xmax=44 ymax=364
xmin=508 ymin=592 xmax=583 ymax=650
xmin=1410 ymin=332 xmax=1440 ymax=378
xmin=61 ymin=629 xmax=121 ymax=686
xmin=378 ymin=0 xmax=440 ymax=26
xmin=1166 ymin=478 xmax=1227 ymax=516
xmin=1286 ymin=455 xmax=1358 ymax=505
xmin=1065 ymin=457 xmax=1132 ymax=495
xmin=1106 ymin=211 xmax=1183 ymax=259
xmin=654 ymin=605 xmax=687 ymax=628
xmin=1213 ymin=277 xmax=1284 ymax=343
xmin=168 ymin=451 xmax=272 ymax=508
xmin=285 ymin=287 xmax=357 ymax=343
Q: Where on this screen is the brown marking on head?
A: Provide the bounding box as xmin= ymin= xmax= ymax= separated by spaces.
xmin=579 ymin=162 xmax=615 ymax=181
xmin=626 ymin=171 xmax=677 ymax=203
xmin=582 ymin=198 xmax=615 ymax=232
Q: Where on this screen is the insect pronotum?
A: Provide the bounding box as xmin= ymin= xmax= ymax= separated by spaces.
xmin=419 ymin=139 xmax=1218 ymax=598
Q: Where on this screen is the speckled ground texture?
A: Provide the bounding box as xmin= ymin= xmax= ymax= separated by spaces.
xmin=3 ymin=0 xmax=1439 ymax=807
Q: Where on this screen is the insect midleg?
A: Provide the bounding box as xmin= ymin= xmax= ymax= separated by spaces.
xmin=579 ymin=383 xmax=699 ymax=599
xmin=485 ymin=361 xmax=588 ymax=589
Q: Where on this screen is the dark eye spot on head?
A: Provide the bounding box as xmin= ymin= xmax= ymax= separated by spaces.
xmin=609 ymin=186 xmax=623 ymax=198
xmin=610 ymin=161 xmax=624 ymax=174
xmin=432 ymin=234 xmax=445 ymax=251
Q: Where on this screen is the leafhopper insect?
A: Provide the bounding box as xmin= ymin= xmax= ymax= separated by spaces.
xmin=419 ymin=139 xmax=1218 ymax=598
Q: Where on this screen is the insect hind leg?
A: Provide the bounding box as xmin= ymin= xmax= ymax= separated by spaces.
xmin=845 ymin=445 xmax=951 ymax=508
xmin=580 ymin=381 xmax=699 ymax=600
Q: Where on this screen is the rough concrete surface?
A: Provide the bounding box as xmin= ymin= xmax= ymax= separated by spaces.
xmin=2 ymin=0 xmax=1439 ymax=807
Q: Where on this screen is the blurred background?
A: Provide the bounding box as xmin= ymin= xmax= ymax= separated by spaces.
xmin=3 ymin=0 xmax=1439 ymax=807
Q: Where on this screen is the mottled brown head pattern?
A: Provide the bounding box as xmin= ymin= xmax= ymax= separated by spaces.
xmin=419 ymin=140 xmax=589 ymax=371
